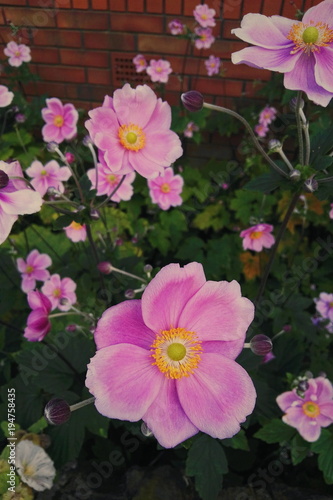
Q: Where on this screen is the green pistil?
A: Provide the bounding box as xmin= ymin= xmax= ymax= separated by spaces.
xmin=302 ymin=27 xmax=319 ymax=44
xmin=167 ymin=342 xmax=186 ymax=361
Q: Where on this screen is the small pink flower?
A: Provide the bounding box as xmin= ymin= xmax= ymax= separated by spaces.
xmin=41 ymin=274 xmax=77 ymax=311
xmin=276 ymin=376 xmax=333 ymax=442
xmin=259 ymin=106 xmax=277 ymax=126
xmin=133 ymin=54 xmax=148 ymax=73
xmin=148 ymin=167 xmax=184 ymax=210
xmin=183 ymin=121 xmax=199 ymax=138
xmin=329 ymin=203 xmax=333 ymax=219
xmin=146 ymin=59 xmax=173 ymax=84
xmin=4 ymin=41 xmax=31 ymax=67
xmin=85 ymin=84 xmax=183 ymax=179
xmin=315 ymin=293 xmax=333 ymax=322
xmin=194 ymin=27 xmax=215 ymax=49
xmin=87 ymin=160 xmax=135 ymax=202
xmin=85 ymin=262 xmax=256 ymax=448
xmin=193 ymin=3 xmax=216 ymax=28
xmin=221 ymin=183 xmax=229 ymax=190
xmin=41 ymin=98 xmax=78 ymax=144
xmin=17 ymin=249 xmax=52 ymax=293
xmin=240 ymin=223 xmax=275 ymax=252
xmin=26 ymin=160 xmax=71 ymax=197
xmin=24 ymin=291 xmax=52 ymax=342
xmin=205 ymin=55 xmax=221 ymax=76
xmin=262 ymin=351 xmax=276 ymax=363
xmin=64 ymin=221 xmax=87 ymax=243
xmin=168 ymin=19 xmax=184 ymax=35
xmin=0 ymin=85 xmax=14 ymax=107
xmin=65 ymin=152 xmax=75 ymax=164
xmin=0 ymin=161 xmax=43 ymax=245
xmin=254 ymin=123 xmax=269 ymax=138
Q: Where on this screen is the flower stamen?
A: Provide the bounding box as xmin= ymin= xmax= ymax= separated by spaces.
xmin=288 ymin=21 xmax=333 ymax=55
xmin=302 ymin=401 xmax=320 ymax=418
xmin=118 ymin=123 xmax=146 ymax=152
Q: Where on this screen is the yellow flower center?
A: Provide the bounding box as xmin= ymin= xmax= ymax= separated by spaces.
xmin=40 ymin=169 xmax=47 ymax=176
xmin=329 ymin=302 xmax=333 ymax=308
xmin=26 ymin=265 xmax=34 ymax=274
xmin=201 ymin=14 xmax=208 ymax=20
xmin=151 ymin=327 xmax=202 ymax=379
xmin=118 ymin=123 xmax=145 ymax=152
xmin=288 ymin=21 xmax=333 ymax=54
xmin=250 ymin=231 xmax=263 ymax=240
xmin=15 ymin=51 xmax=21 ymax=57
xmin=302 ymin=401 xmax=320 ymax=418
xmin=70 ymin=221 xmax=83 ymax=230
xmin=107 ymin=174 xmax=118 ymax=185
xmin=53 ymin=115 xmax=64 ymax=127
xmin=53 ymin=288 xmax=61 ymax=297
xmin=160 ymin=183 xmax=171 ymax=193
xmin=23 ymin=463 xmax=36 ymax=477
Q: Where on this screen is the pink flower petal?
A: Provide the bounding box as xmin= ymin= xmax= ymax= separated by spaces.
xmin=314 ymin=47 xmax=333 ymax=93
xmin=113 ymin=83 xmax=157 ymax=129
xmin=86 ymin=344 xmax=163 ymax=421
xmin=298 ymin=418 xmax=321 ymax=442
xmin=177 ymin=353 xmax=256 ymax=439
xmin=231 ymin=13 xmax=294 ymax=49
xmin=303 ymin=1 xmax=333 ymax=24
xmin=21 ymin=276 xmax=36 ymax=293
xmin=45 ymin=97 xmax=63 ymax=116
xmin=201 ymin=339 xmax=245 ymax=360
xmin=16 ymin=258 xmax=27 ymax=273
xmin=276 ymin=390 xmax=300 ymax=411
xmin=128 ymin=152 xmax=164 ymax=179
xmin=231 ymin=45 xmax=300 ymax=72
xmin=1 ymin=190 xmax=42 ymax=215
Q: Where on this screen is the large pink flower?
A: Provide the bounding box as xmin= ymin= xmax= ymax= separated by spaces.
xmin=85 ymin=84 xmax=183 ymax=179
xmin=231 ymin=1 xmax=333 ymax=107
xmin=24 ymin=291 xmax=52 ymax=342
xmin=86 ymin=262 xmax=256 ymax=448
xmin=41 ymin=274 xmax=77 ymax=311
xmin=315 ymin=292 xmax=333 ymax=322
xmin=240 ymin=223 xmax=275 ymax=252
xmin=87 ymin=160 xmax=135 ymax=202
xmin=4 ymin=41 xmax=31 ymax=67
xmin=17 ymin=249 xmax=52 ymax=293
xmin=148 ymin=167 xmax=183 ymax=210
xmin=26 ymin=160 xmax=71 ymax=197
xmin=146 ymin=59 xmax=173 ymax=83
xmin=0 ymin=161 xmax=43 ymax=245
xmin=0 ymin=85 xmax=14 ymax=107
xmin=276 ymin=376 xmax=333 ymax=442
xmin=193 ymin=3 xmax=216 ymax=28
xmin=41 ymin=98 xmax=78 ymax=144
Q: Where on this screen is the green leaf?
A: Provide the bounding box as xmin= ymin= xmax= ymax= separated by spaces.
xmin=254 ymin=419 xmax=296 ymax=444
xmin=186 ymin=434 xmax=228 ymax=500
xmin=310 ymin=125 xmax=333 ymax=163
xmin=175 ymin=236 xmax=205 ymax=262
xmin=221 ymin=429 xmax=249 ymax=451
xmin=244 ymin=172 xmax=282 ymax=193
xmin=28 ymin=416 xmax=48 ymax=434
xmin=290 ymin=434 xmax=310 ymax=465
xmin=313 ymin=156 xmax=333 ymax=171
xmin=53 ymin=213 xmax=81 ymax=230
xmin=193 ymin=203 xmax=229 ymax=231
xmin=311 ymin=429 xmax=333 ymax=484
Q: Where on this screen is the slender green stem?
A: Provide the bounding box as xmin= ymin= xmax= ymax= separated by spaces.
xmin=203 ymin=103 xmax=288 ymax=178
xmin=88 ymin=143 xmax=99 ymax=193
xmin=95 ymin=175 xmax=126 ymax=210
xmin=303 ymin=123 xmax=311 ymax=166
xmin=85 ymin=224 xmax=106 ymax=290
xmin=9 ymin=176 xmax=35 ymax=190
xmin=111 ymin=266 xmax=147 ymax=283
xmin=70 ymin=397 xmax=95 ymax=412
xmin=317 ymin=176 xmax=333 ymax=183
xmin=255 ymin=191 xmax=301 ymax=305
xmin=29 ymin=225 xmax=64 ymax=263
xmin=55 ymin=146 xmax=85 ymax=203
xmin=278 ymin=150 xmax=294 ymax=172
xmin=47 ymin=203 xmax=77 ymax=216
xmin=295 ymin=91 xmax=305 ymax=166
xmin=49 ymin=312 xmax=82 ymax=319
xmin=14 ymin=125 xmax=28 ymax=154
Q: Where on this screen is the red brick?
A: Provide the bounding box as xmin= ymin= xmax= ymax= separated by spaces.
xmin=55 ymin=0 xmax=72 ymax=7
xmin=6 ymin=0 xmax=27 ymax=5
xmin=223 ymin=20 xmax=240 ymax=39
xmin=164 ymin=91 xmax=182 ymax=106
xmin=165 ymin=0 xmax=182 ymax=15
xmin=28 ymin=0 xmax=53 ymax=6
xmin=183 ymin=0 xmax=198 ymax=16
xmin=33 ymin=29 xmax=82 ymax=47
xmin=57 ymin=11 xmax=108 ymax=29
xmin=138 ymin=34 xmax=189 ymax=55
xmin=72 ymin=0 xmax=89 ymax=8
xmin=37 ymin=65 xmax=86 ymax=83
xmin=92 ymin=0 xmax=108 ymax=8
xmin=263 ymin=0 xmax=283 ymax=16
xmin=223 ymin=0 xmax=242 ymax=19
xmin=87 ymin=68 xmax=111 ymax=84
xmin=111 ymin=14 xmax=163 ymax=33
xmin=212 ymin=39 xmax=247 ymax=59
xmin=195 ymin=77 xmax=243 ymax=97
xmin=127 ymin=0 xmax=144 ymax=11
xmin=3 ymin=7 xmax=56 ymax=27
xmin=60 ymin=48 xmax=109 ymax=67
xmin=146 ymin=0 xmax=163 ymax=13
xmin=244 ymin=81 xmax=265 ymax=98
xmin=224 ymin=61 xmax=272 ymax=81
xmin=109 ymin=0 xmax=125 ymax=10
xmin=31 ymin=47 xmax=60 ymax=63
xmin=242 ymin=0 xmax=261 ymax=15
xmin=84 ymin=32 xmax=135 ymax=50
xmin=25 ymin=81 xmax=67 ymax=98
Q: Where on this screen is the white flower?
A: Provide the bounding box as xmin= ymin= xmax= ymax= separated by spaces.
xmin=16 ymin=440 xmax=56 ymax=491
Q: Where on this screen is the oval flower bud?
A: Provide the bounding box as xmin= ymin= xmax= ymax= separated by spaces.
xmin=44 ymin=398 xmax=71 ymax=425
xmin=181 ymin=91 xmax=204 ymax=112
xmin=97 ymin=261 xmax=112 ymax=274
xmin=249 ymin=334 xmax=273 ymax=356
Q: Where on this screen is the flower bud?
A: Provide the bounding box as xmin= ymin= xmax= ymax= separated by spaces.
xmin=82 ymin=135 xmax=93 ymax=146
xmin=0 ymin=170 xmax=9 ymax=189
xmin=268 ymin=139 xmax=282 ymax=152
xmin=115 ymin=237 xmax=123 ymax=246
xmin=144 ymin=264 xmax=153 ymax=273
xmin=181 ymin=91 xmax=204 ymax=112
xmin=65 ymin=152 xmax=75 ymax=164
xmin=90 ymin=208 xmax=100 ymax=220
xmin=297 ymin=380 xmax=309 ymax=393
xmin=44 ymin=398 xmax=71 ymax=425
xmin=15 ymin=113 xmax=26 ymax=123
xmin=289 ymin=169 xmax=301 ymax=181
xmin=47 ymin=186 xmax=60 ymax=196
xmin=304 ymin=177 xmax=318 ymax=193
xmin=59 ymin=297 xmax=69 ymax=306
xmin=46 ymin=141 xmax=58 ymax=153
xmin=125 ymin=289 xmax=135 ymax=299
xmin=141 ymin=422 xmax=153 ymax=437
xmin=66 ymin=324 xmax=77 ymax=332
xmin=290 ymin=96 xmax=304 ymax=112
xmin=283 ymin=324 xmax=292 ymax=332
xmin=249 ymin=334 xmax=273 ymax=356
xmin=97 ymin=261 xmax=112 ymax=274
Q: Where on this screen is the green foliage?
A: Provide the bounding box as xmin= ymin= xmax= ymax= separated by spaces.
xmin=311 ymin=430 xmax=333 ymax=485
xmin=254 ymin=419 xmax=296 ymax=444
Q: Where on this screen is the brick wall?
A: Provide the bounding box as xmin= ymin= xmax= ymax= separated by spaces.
xmin=0 ymin=0 xmax=322 ymax=113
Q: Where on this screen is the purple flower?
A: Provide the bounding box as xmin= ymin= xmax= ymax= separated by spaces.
xmin=231 ymin=1 xmax=333 ymax=107
xmin=132 ymin=54 xmax=148 ymax=73
xmin=4 ymin=41 xmax=31 ymax=67
xmin=24 ymin=291 xmax=52 ymax=342
xmin=168 ymin=19 xmax=184 ymax=35
xmin=194 ymin=27 xmax=215 ymax=49
xmin=148 ymin=167 xmax=184 ymax=210
xmin=193 ymin=3 xmax=216 ymax=28
xmin=315 ymin=292 xmax=333 ymax=322
xmin=205 ymin=55 xmax=221 ymax=76
xmin=41 ymin=274 xmax=77 ymax=311
xmin=26 ymin=160 xmax=71 ymax=197
xmin=276 ymin=376 xmax=333 ymax=442
xmin=146 ymin=59 xmax=173 ymax=83
xmin=41 ymin=98 xmax=78 ymax=144
xmin=17 ymin=249 xmax=52 ymax=293
xmin=0 ymin=85 xmax=14 ymax=108
xmin=240 ymin=223 xmax=275 ymax=252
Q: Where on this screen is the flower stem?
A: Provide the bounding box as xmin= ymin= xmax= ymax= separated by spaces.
xmin=70 ymin=397 xmax=95 ymax=412
xmin=49 ymin=312 xmax=82 ymax=319
xmin=203 ymin=102 xmax=288 ymax=178
xmin=255 ymin=191 xmax=301 ymax=305
xmin=111 ymin=266 xmax=147 ymax=283
xmin=88 ymin=143 xmax=99 ymax=193
xmin=95 ymin=175 xmax=126 ymax=210
xmin=278 ymin=150 xmax=294 ymax=172
xmin=55 ymin=146 xmax=85 ymax=203
xmin=295 ymin=91 xmax=305 ymax=166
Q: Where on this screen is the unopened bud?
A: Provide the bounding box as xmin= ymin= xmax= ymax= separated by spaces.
xmin=181 ymin=91 xmax=204 ymax=112
xmin=289 ymin=169 xmax=301 ymax=181
xmin=82 ymin=135 xmax=93 ymax=147
xmin=249 ymin=334 xmax=273 ymax=356
xmin=297 ymin=380 xmax=309 ymax=393
xmin=115 ymin=237 xmax=123 ymax=246
xmin=304 ymin=177 xmax=318 ymax=193
xmin=268 ymin=139 xmax=282 ymax=152
xmin=65 ymin=152 xmax=75 ymax=164
xmin=125 ymin=289 xmax=135 ymax=299
xmin=44 ymin=398 xmax=71 ymax=425
xmin=283 ymin=324 xmax=292 ymax=332
xmin=290 ymin=96 xmax=304 ymax=112
xmin=97 ymin=261 xmax=112 ymax=274
xmin=90 ymin=208 xmax=100 ymax=220
xmin=59 ymin=297 xmax=69 ymax=306
xmin=46 ymin=141 xmax=58 ymax=153
xmin=0 ymin=170 xmax=9 ymax=189
xmin=66 ymin=324 xmax=77 ymax=332
xmin=141 ymin=422 xmax=153 ymax=437
xmin=144 ymin=264 xmax=153 ymax=273
xmin=15 ymin=113 xmax=26 ymax=123
xmin=47 ymin=186 xmax=60 ymax=196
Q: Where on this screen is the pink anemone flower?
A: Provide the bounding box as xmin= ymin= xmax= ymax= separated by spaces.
xmin=26 ymin=160 xmax=71 ymax=197
xmin=87 ymin=161 xmax=135 ymax=202
xmin=205 ymin=55 xmax=221 ymax=76
xmin=0 ymin=161 xmax=43 ymax=246
xmin=240 ymin=223 xmax=275 ymax=252
xmin=133 ymin=54 xmax=148 ymax=73
xmin=86 ymin=262 xmax=256 ymax=448
xmin=41 ymin=98 xmax=79 ymax=144
xmin=4 ymin=41 xmax=31 ymax=67
xmin=315 ymin=292 xmax=333 ymax=322
xmin=148 ymin=167 xmax=183 ymax=210
xmin=194 ymin=27 xmax=215 ymax=49
xmin=183 ymin=121 xmax=199 ymax=138
xmin=17 ymin=249 xmax=52 ymax=293
xmin=0 ymin=85 xmax=14 ymax=107
xmin=85 ymin=84 xmax=183 ymax=179
xmin=24 ymin=291 xmax=52 ymax=342
xmin=259 ymin=106 xmax=277 ymax=126
xmin=41 ymin=274 xmax=77 ymax=311
xmin=168 ymin=19 xmax=184 ymax=35
xmin=254 ymin=123 xmax=269 ymax=138
xmin=276 ymin=376 xmax=333 ymax=442
xmin=146 ymin=59 xmax=173 ymax=84
xmin=193 ymin=3 xmax=216 ymax=28
xmin=64 ymin=221 xmax=87 ymax=243
xmin=231 ymin=1 xmax=333 ymax=107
